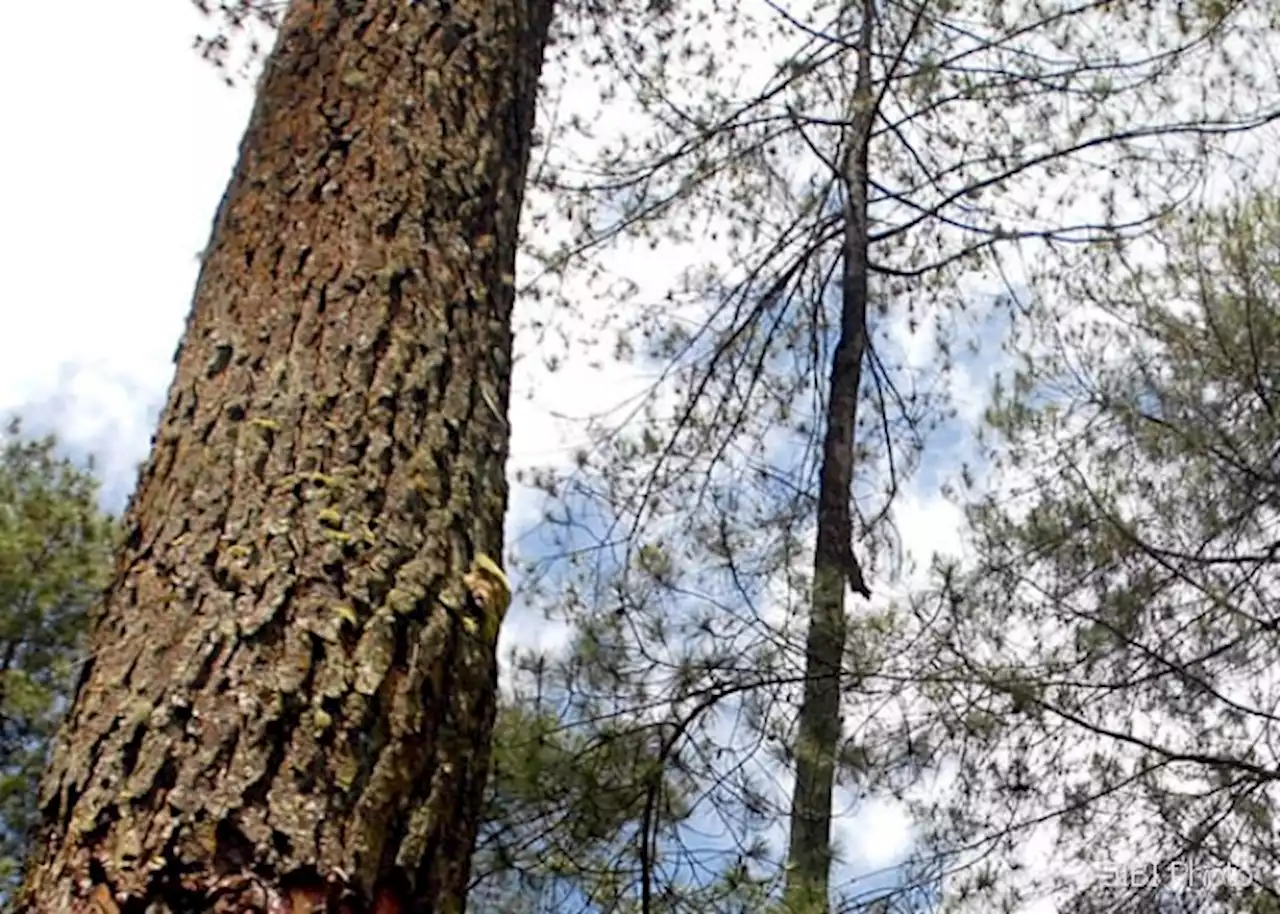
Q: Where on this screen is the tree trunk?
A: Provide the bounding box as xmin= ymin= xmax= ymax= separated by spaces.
xmin=784 ymin=2 xmax=875 ymax=911
xmin=17 ymin=1 xmax=553 ymax=911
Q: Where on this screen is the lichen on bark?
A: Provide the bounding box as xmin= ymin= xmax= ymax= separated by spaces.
xmin=16 ymin=1 xmax=555 ymax=912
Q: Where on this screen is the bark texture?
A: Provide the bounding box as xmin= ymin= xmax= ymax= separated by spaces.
xmin=784 ymin=2 xmax=875 ymax=911
xmin=17 ymin=1 xmax=553 ymax=911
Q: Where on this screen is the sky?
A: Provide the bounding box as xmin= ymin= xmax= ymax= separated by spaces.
xmin=0 ymin=1 xmax=254 ymax=510
xmin=0 ymin=0 xmax=1013 ymax=909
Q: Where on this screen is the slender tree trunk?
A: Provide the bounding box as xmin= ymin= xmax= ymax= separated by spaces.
xmin=784 ymin=2 xmax=875 ymax=911
xmin=17 ymin=1 xmax=553 ymax=911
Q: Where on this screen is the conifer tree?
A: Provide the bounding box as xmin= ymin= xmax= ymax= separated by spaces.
xmin=17 ymin=2 xmax=554 ymax=910
xmin=0 ymin=422 xmax=114 ymax=905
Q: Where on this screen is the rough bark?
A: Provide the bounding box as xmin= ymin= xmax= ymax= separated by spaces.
xmin=16 ymin=1 xmax=554 ymax=911
xmin=784 ymin=2 xmax=876 ymax=911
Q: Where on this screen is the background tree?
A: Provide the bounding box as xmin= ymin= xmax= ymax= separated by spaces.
xmin=0 ymin=421 xmax=114 ymax=906
xmin=881 ymin=188 xmax=1280 ymax=912
xmin=502 ymin=1 xmax=1280 ymax=911
xmin=470 ymin=702 xmax=697 ymax=913
xmin=16 ymin=1 xmax=555 ymax=911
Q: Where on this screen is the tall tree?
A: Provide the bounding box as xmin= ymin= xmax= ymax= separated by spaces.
xmin=786 ymin=2 xmax=876 ymax=909
xmin=0 ymin=421 xmax=115 ymax=906
xmin=501 ymin=1 xmax=1280 ymax=911
xmin=17 ymin=1 xmax=554 ymax=911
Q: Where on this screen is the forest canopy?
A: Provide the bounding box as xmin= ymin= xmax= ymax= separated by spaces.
xmin=7 ymin=1 xmax=1280 ymax=912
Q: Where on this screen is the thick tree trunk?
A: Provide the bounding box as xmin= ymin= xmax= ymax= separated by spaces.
xmin=784 ymin=2 xmax=875 ymax=911
xmin=17 ymin=1 xmax=553 ymax=911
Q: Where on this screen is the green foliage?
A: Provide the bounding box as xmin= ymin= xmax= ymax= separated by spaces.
xmin=470 ymin=703 xmax=697 ymax=912
xmin=0 ymin=419 xmax=115 ymax=899
xmin=881 ymin=192 xmax=1280 ymax=911
xmin=508 ymin=0 xmax=1280 ymax=908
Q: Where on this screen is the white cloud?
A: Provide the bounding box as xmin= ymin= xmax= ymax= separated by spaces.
xmin=835 ymin=792 xmax=913 ymax=873
xmin=889 ymin=488 xmax=968 ymax=582
xmin=0 ymin=0 xmax=257 ymax=510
